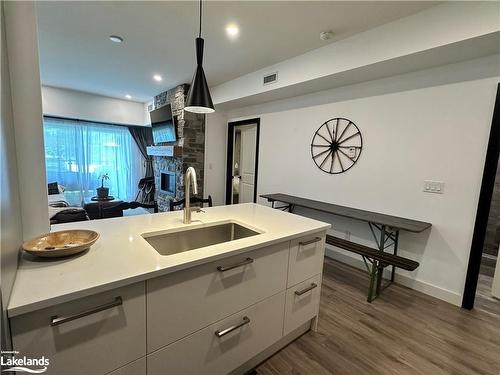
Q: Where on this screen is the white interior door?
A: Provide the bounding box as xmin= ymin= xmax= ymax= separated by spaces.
xmin=238 ymin=125 xmax=257 ymax=203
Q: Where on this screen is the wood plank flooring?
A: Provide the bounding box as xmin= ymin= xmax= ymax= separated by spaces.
xmin=256 ymin=258 xmax=500 ymax=375
xmin=475 ymin=272 xmax=500 ymax=316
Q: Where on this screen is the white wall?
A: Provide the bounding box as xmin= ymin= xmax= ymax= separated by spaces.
xmin=204 ymin=111 xmax=228 ymax=206
xmin=1 ymin=3 xmax=23 ymax=345
xmin=216 ymin=59 xmax=500 ymax=305
xmin=42 ymin=86 xmax=150 ymax=126
xmin=4 ymin=1 xmax=48 ymax=240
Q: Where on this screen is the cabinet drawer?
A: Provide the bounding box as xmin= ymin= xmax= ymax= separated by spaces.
xmin=287 ymin=232 xmax=325 ymax=287
xmin=10 ymin=282 xmax=146 ymax=375
xmin=147 ymin=242 xmax=288 ymax=352
xmin=107 ymin=357 xmax=146 ymax=375
xmin=284 ymin=274 xmax=322 ymax=336
xmin=147 ymin=291 xmax=285 ymax=375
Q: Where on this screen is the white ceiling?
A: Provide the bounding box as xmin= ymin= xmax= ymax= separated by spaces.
xmin=36 ymin=1 xmax=438 ymax=103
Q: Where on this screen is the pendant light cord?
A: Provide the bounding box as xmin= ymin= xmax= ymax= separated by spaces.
xmin=198 ymin=0 xmax=202 ymax=38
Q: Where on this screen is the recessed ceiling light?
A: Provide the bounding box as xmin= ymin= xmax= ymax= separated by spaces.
xmin=125 ymin=94 xmax=132 ymax=99
xmin=109 ymin=35 xmax=124 ymax=43
xmin=153 ymin=74 xmax=163 ymax=82
xmin=225 ymin=23 xmax=239 ymax=39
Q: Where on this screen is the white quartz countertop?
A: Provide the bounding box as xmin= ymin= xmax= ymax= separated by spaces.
xmin=8 ymin=203 xmax=330 ymax=317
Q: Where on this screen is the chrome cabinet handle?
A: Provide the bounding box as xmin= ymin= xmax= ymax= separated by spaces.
xmin=295 ymin=283 xmax=318 ymax=296
xmin=217 ymin=257 xmax=253 ymax=272
xmin=215 ymin=316 xmax=250 ymax=338
xmin=299 ymin=237 xmax=322 ymax=246
xmin=50 ymin=296 xmax=123 ymax=326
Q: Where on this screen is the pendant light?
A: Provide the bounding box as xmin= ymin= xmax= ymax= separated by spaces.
xmin=185 ymin=0 xmax=215 ymax=114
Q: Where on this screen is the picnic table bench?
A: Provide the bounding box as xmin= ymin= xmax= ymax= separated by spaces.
xmin=261 ymin=193 xmax=431 ymax=302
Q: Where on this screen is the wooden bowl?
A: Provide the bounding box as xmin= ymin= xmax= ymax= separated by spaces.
xmin=22 ymin=230 xmax=99 ymax=258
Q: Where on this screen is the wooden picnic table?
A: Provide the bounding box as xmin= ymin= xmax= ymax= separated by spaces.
xmin=260 ymin=193 xmax=431 ymax=233
xmin=261 ymin=193 xmax=432 ymax=301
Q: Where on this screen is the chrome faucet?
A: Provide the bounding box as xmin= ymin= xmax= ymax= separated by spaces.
xmin=183 ymin=167 xmax=203 ymax=224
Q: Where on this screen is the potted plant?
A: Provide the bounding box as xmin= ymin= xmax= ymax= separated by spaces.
xmin=96 ymin=173 xmax=110 ymax=198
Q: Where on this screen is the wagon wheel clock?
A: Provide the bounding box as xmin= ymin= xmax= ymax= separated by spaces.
xmin=310 ymin=118 xmax=363 ymax=174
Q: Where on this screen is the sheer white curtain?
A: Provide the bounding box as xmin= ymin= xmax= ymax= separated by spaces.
xmin=44 ymin=117 xmax=145 ymax=206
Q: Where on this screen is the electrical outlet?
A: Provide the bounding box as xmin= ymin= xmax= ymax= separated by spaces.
xmin=423 ymin=180 xmax=444 ymax=194
xmin=345 ymin=231 xmax=351 ymax=241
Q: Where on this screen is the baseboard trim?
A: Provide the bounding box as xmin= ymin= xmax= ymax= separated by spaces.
xmin=325 ymin=247 xmax=462 ymax=306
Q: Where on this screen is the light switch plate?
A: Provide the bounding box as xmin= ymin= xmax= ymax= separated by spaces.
xmin=423 ymin=180 xmax=444 ymax=194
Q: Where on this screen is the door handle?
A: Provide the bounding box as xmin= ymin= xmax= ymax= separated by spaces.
xmin=295 ymin=283 xmax=318 ymax=296
xmin=299 ymin=237 xmax=322 ymax=246
xmin=217 ymin=257 xmax=253 ymax=272
xmin=215 ymin=316 xmax=250 ymax=337
xmin=50 ymin=296 xmax=123 ymax=326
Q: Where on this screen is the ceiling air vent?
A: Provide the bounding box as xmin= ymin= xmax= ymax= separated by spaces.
xmin=263 ymin=72 xmax=278 ymax=86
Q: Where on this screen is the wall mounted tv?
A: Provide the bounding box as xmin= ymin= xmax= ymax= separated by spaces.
xmin=150 ymin=104 xmax=177 ymax=144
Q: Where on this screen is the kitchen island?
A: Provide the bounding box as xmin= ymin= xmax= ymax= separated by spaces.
xmin=8 ymin=203 xmax=329 ymax=375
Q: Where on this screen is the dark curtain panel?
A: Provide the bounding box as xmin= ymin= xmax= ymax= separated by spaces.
xmin=128 ymin=126 xmax=154 ymax=178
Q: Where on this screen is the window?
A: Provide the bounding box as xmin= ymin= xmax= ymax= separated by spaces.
xmin=43 ymin=117 xmax=145 ymax=205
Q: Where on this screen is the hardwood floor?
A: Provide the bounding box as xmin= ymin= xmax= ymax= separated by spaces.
xmin=256 ymin=258 xmax=500 ymax=375
xmin=475 ymin=272 xmax=500 ymax=316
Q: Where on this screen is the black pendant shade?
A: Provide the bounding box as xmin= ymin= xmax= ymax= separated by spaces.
xmin=185 ymin=37 xmax=214 ymax=114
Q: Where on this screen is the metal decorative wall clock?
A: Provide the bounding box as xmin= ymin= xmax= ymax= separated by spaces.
xmin=310 ymin=118 xmax=363 ymax=174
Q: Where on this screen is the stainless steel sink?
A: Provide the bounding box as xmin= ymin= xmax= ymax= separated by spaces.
xmin=142 ymin=222 xmax=261 ymax=256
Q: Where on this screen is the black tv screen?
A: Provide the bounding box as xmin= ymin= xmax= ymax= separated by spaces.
xmin=150 ymin=104 xmax=176 ymax=143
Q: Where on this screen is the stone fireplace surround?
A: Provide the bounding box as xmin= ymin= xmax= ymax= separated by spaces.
xmin=152 ymin=84 xmax=205 ymax=211
xmin=159 ymin=170 xmax=176 ymax=196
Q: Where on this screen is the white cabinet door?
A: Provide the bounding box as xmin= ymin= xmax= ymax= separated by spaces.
xmin=147 ymin=242 xmax=289 ymax=352
xmin=10 ymin=282 xmax=146 ymax=375
xmin=239 ymin=126 xmax=257 ymax=203
xmin=288 ymin=232 xmax=326 ymax=287
xmin=107 ymin=357 xmax=146 ymax=375
xmin=284 ymin=274 xmax=322 ymax=336
xmin=147 ymin=292 xmax=285 ymax=375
